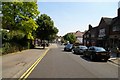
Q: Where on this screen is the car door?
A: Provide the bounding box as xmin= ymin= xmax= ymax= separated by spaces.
xmin=78 ymin=46 xmax=83 ymax=53
xmin=75 ymin=46 xmax=79 ymax=53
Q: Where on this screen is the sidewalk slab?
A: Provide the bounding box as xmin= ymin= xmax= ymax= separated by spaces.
xmin=108 ymin=58 xmax=120 ymax=66
xmin=2 ymin=43 xmax=58 ymax=78
xmin=2 ymin=47 xmax=49 ymax=78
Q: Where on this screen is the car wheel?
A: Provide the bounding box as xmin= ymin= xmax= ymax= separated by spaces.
xmin=64 ymin=48 xmax=66 ymax=51
xmin=83 ymin=53 xmax=86 ymax=57
xmin=103 ymin=59 xmax=108 ymax=62
xmin=72 ymin=49 xmax=74 ymax=53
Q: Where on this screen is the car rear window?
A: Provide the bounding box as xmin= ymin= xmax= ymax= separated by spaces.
xmin=80 ymin=46 xmax=87 ymax=49
xmin=95 ymin=47 xmax=106 ymax=52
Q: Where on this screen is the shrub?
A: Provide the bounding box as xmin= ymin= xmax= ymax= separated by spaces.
xmin=2 ymin=42 xmax=28 ymax=55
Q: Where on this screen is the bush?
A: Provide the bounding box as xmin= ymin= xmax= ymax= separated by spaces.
xmin=2 ymin=29 xmax=34 ymax=55
xmin=2 ymin=42 xmax=28 ymax=55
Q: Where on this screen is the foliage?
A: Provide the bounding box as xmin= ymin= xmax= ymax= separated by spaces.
xmin=36 ymin=14 xmax=59 ymax=41
xmin=63 ymin=33 xmax=76 ymax=44
xmin=2 ymin=2 xmax=40 ymax=40
xmin=2 ymin=29 xmax=25 ymax=42
xmin=61 ymin=37 xmax=65 ymax=43
xmin=2 ymin=42 xmax=28 ymax=55
xmin=20 ymin=18 xmax=38 ymax=40
xmin=1 ymin=1 xmax=40 ymax=54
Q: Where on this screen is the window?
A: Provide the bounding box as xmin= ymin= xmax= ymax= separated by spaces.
xmin=112 ymin=26 xmax=120 ymax=31
xmin=98 ymin=28 xmax=105 ymax=37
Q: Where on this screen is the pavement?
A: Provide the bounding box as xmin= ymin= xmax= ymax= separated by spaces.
xmin=2 ymin=43 xmax=57 ymax=78
xmin=1 ymin=43 xmax=120 ymax=79
xmin=108 ymin=52 xmax=120 ymax=66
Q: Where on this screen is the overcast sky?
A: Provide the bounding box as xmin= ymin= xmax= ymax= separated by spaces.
xmin=37 ymin=1 xmax=119 ymax=36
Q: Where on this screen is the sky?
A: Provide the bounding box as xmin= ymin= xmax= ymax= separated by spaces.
xmin=37 ymin=1 xmax=119 ymax=36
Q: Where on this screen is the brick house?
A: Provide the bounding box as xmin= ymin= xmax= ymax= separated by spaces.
xmin=83 ymin=6 xmax=120 ymax=50
xmin=90 ymin=26 xmax=98 ymax=46
xmin=83 ymin=17 xmax=112 ymax=48
xmin=83 ymin=25 xmax=98 ymax=47
xmin=109 ymin=8 xmax=120 ymax=48
xmin=83 ymin=30 xmax=90 ymax=46
xmin=97 ymin=17 xmax=112 ymax=48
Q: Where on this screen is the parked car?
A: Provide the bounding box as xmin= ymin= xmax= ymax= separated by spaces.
xmin=83 ymin=46 xmax=110 ymax=61
xmin=64 ymin=44 xmax=73 ymax=51
xmin=72 ymin=45 xmax=88 ymax=55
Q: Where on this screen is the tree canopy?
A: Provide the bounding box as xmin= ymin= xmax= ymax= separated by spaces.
xmin=63 ymin=33 xmax=76 ymax=44
xmin=2 ymin=2 xmax=40 ymax=40
xmin=36 ymin=14 xmax=59 ymax=41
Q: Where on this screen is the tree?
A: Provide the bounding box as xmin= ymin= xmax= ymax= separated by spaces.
xmin=36 ymin=14 xmax=59 ymax=42
xmin=2 ymin=1 xmax=40 ymax=50
xmin=48 ymin=27 xmax=59 ymax=41
xmin=2 ymin=2 xmax=40 ymax=40
xmin=63 ymin=33 xmax=76 ymax=44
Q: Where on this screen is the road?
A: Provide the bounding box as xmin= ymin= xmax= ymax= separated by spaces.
xmin=27 ymin=44 xmax=118 ymax=79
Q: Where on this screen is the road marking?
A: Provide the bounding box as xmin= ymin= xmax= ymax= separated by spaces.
xmin=18 ymin=48 xmax=50 ymax=80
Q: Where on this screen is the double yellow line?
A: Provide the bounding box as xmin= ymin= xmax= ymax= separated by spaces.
xmin=18 ymin=48 xmax=50 ymax=80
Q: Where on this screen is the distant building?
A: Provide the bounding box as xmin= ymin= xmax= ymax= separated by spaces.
xmin=65 ymin=31 xmax=84 ymax=44
xmin=74 ymin=31 xmax=84 ymax=44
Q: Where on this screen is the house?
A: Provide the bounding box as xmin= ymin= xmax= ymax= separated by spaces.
xmin=83 ymin=25 xmax=98 ymax=47
xmin=74 ymin=31 xmax=84 ymax=44
xmin=109 ymin=8 xmax=120 ymax=48
xmin=97 ymin=17 xmax=112 ymax=48
xmin=83 ymin=17 xmax=112 ymax=48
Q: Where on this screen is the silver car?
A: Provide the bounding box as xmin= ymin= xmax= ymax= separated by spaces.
xmin=72 ymin=45 xmax=88 ymax=54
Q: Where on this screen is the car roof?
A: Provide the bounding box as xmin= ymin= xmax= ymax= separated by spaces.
xmin=79 ymin=45 xmax=87 ymax=47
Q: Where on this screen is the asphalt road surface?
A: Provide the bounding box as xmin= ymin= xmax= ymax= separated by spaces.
xmin=27 ymin=44 xmax=118 ymax=79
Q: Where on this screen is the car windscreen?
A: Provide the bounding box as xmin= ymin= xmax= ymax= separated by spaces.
xmin=95 ymin=47 xmax=106 ymax=52
xmin=66 ymin=44 xmax=73 ymax=47
xmin=80 ymin=46 xmax=87 ymax=49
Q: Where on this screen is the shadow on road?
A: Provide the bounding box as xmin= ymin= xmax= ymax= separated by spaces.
xmin=61 ymin=50 xmax=72 ymax=53
xmin=80 ymin=55 xmax=91 ymax=62
xmin=80 ymin=55 xmax=108 ymax=63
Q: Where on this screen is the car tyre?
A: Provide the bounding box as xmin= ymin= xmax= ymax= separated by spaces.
xmin=64 ymin=48 xmax=66 ymax=51
xmin=103 ymin=59 xmax=108 ymax=62
xmin=83 ymin=53 xmax=86 ymax=57
xmin=72 ymin=49 xmax=74 ymax=53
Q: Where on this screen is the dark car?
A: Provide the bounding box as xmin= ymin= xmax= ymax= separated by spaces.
xmin=72 ymin=45 xmax=88 ymax=55
xmin=83 ymin=46 xmax=110 ymax=61
xmin=64 ymin=44 xmax=73 ymax=51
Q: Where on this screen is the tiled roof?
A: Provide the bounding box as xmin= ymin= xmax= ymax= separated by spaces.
xmin=75 ymin=31 xmax=84 ymax=38
xmin=102 ymin=17 xmax=112 ymax=25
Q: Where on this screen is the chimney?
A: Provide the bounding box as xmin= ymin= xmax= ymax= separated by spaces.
xmin=118 ymin=1 xmax=120 ymax=18
xmin=89 ymin=24 xmax=92 ymax=30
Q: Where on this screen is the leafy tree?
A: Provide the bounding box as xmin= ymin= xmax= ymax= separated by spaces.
xmin=36 ymin=14 xmax=59 ymax=42
xmin=63 ymin=33 xmax=76 ymax=44
xmin=2 ymin=1 xmax=40 ymax=51
xmin=48 ymin=27 xmax=59 ymax=41
xmin=2 ymin=29 xmax=25 ymax=42
xmin=2 ymin=2 xmax=40 ymax=40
